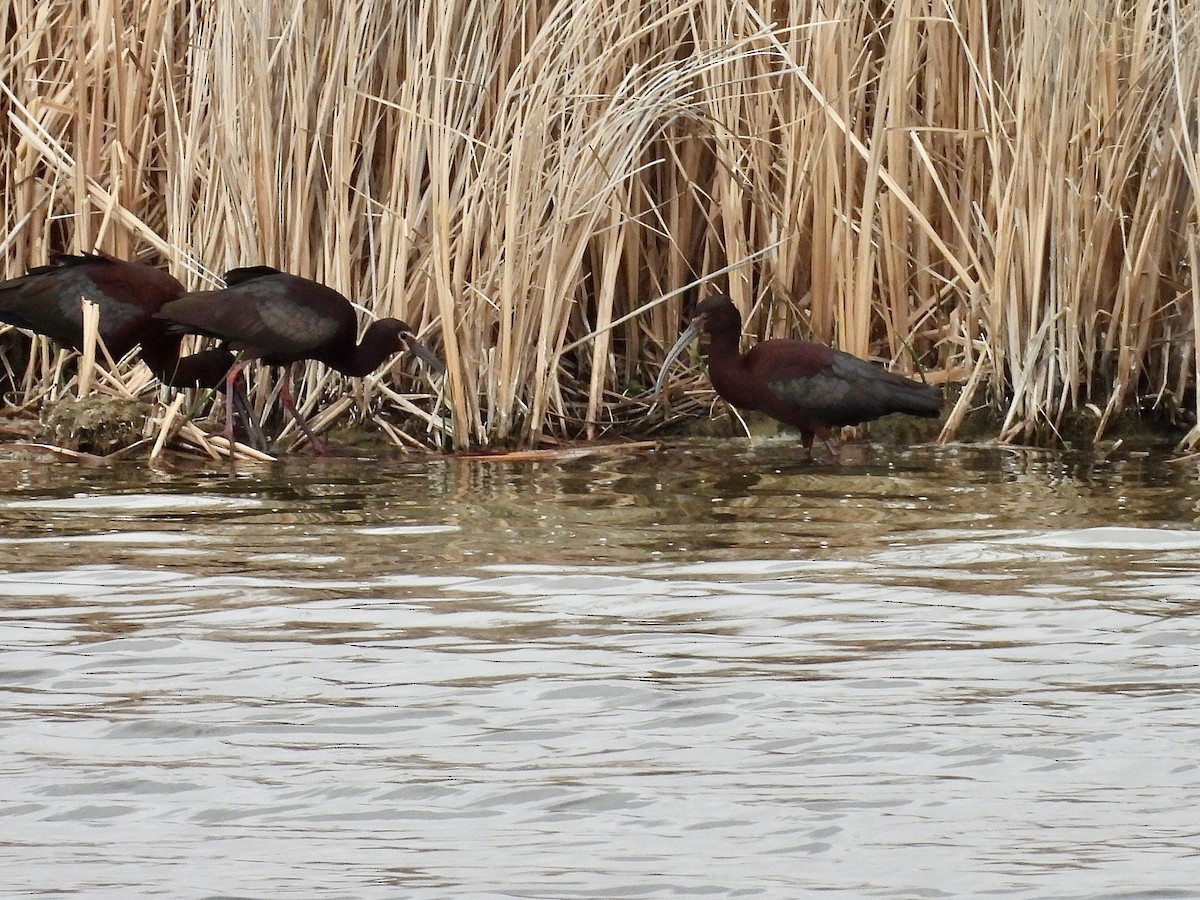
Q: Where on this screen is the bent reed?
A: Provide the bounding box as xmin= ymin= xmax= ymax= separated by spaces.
xmin=3 ymin=0 xmax=1199 ymax=453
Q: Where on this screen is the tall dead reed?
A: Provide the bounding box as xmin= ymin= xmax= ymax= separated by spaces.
xmin=2 ymin=0 xmax=1199 ymax=450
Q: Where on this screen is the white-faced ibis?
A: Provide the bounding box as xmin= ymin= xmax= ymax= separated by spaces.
xmin=0 ymin=252 xmax=235 ymax=389
xmin=655 ymin=294 xmax=942 ymax=457
xmin=155 ymin=266 xmax=445 ymax=451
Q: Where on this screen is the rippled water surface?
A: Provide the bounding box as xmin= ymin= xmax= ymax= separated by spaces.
xmin=2 ymin=439 xmax=1200 ymax=898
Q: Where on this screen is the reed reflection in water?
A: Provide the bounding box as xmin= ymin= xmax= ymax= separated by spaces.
xmin=1 ymin=441 xmax=1199 ymax=898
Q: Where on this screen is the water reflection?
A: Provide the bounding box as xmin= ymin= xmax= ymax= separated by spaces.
xmin=1 ymin=440 xmax=1199 ymax=896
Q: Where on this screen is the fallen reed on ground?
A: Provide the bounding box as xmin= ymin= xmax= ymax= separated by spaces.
xmin=2 ymin=0 xmax=1199 ymax=452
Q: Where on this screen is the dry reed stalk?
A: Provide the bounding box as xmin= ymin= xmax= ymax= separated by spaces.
xmin=76 ymin=297 xmax=100 ymax=397
xmin=147 ymin=391 xmax=184 ymax=463
xmin=173 ymin=420 xmax=223 ymax=461
xmin=186 ymin=429 xmax=276 ymax=464
xmin=374 ymin=416 xmax=428 ymax=452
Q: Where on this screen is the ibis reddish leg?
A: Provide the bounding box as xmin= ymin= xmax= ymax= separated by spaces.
xmin=278 ymin=369 xmax=328 ymax=453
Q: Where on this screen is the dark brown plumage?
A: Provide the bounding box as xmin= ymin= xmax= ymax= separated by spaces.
xmin=156 ymin=266 xmax=444 ymax=450
xmin=656 ymin=294 xmax=942 ymax=457
xmin=0 ymin=252 xmax=234 ymax=389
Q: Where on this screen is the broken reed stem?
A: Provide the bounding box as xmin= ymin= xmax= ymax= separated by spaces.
xmin=183 ymin=427 xmax=276 ymax=463
xmin=2 ymin=0 xmax=1199 ymax=452
xmin=76 ymin=298 xmax=100 ymax=399
xmin=148 ymin=391 xmax=185 ymax=463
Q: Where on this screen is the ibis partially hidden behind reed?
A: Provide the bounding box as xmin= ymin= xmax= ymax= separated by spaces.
xmin=0 ymin=252 xmax=234 ymax=389
xmin=656 ymin=294 xmax=942 ymax=458
xmin=156 ymin=266 xmax=444 ymax=451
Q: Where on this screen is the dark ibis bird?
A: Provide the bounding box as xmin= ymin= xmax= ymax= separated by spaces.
xmin=655 ymin=294 xmax=942 ymax=457
xmin=0 ymin=252 xmax=234 ymax=390
xmin=156 ymin=266 xmax=445 ymax=450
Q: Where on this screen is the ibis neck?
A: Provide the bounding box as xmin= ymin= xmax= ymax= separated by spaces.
xmin=148 ymin=344 xmax=237 ymax=390
xmin=703 ymin=326 xmax=744 ymax=375
xmin=704 ymin=328 xmax=759 ymax=409
xmin=136 ymin=333 xmax=182 ymax=378
xmin=329 ymin=322 xmax=400 ymax=376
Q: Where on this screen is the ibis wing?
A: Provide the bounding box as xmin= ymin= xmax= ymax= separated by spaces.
xmin=0 ymin=256 xmax=176 ymax=355
xmin=764 ymin=346 xmax=941 ymax=426
xmin=222 ymin=265 xmax=284 ymax=287
xmin=160 ymin=279 xmax=343 ymax=356
xmin=765 ymin=368 xmax=871 ymax=426
xmin=0 ymin=267 xmax=88 ymax=339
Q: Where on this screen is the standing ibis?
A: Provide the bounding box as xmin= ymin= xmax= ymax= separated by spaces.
xmin=0 ymin=252 xmax=234 ymax=389
xmin=156 ymin=266 xmax=444 ymax=451
xmin=655 ymin=294 xmax=942 ymax=457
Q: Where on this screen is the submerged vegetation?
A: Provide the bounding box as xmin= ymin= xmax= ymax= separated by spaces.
xmin=2 ymin=0 xmax=1200 ymax=453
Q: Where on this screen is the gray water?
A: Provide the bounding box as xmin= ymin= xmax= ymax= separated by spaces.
xmin=1 ymin=440 xmax=1199 ymax=898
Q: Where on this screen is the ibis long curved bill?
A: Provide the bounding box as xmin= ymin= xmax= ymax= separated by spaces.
xmin=653 ymin=319 xmax=705 ymax=397
xmin=401 ymin=333 xmax=446 ymax=376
